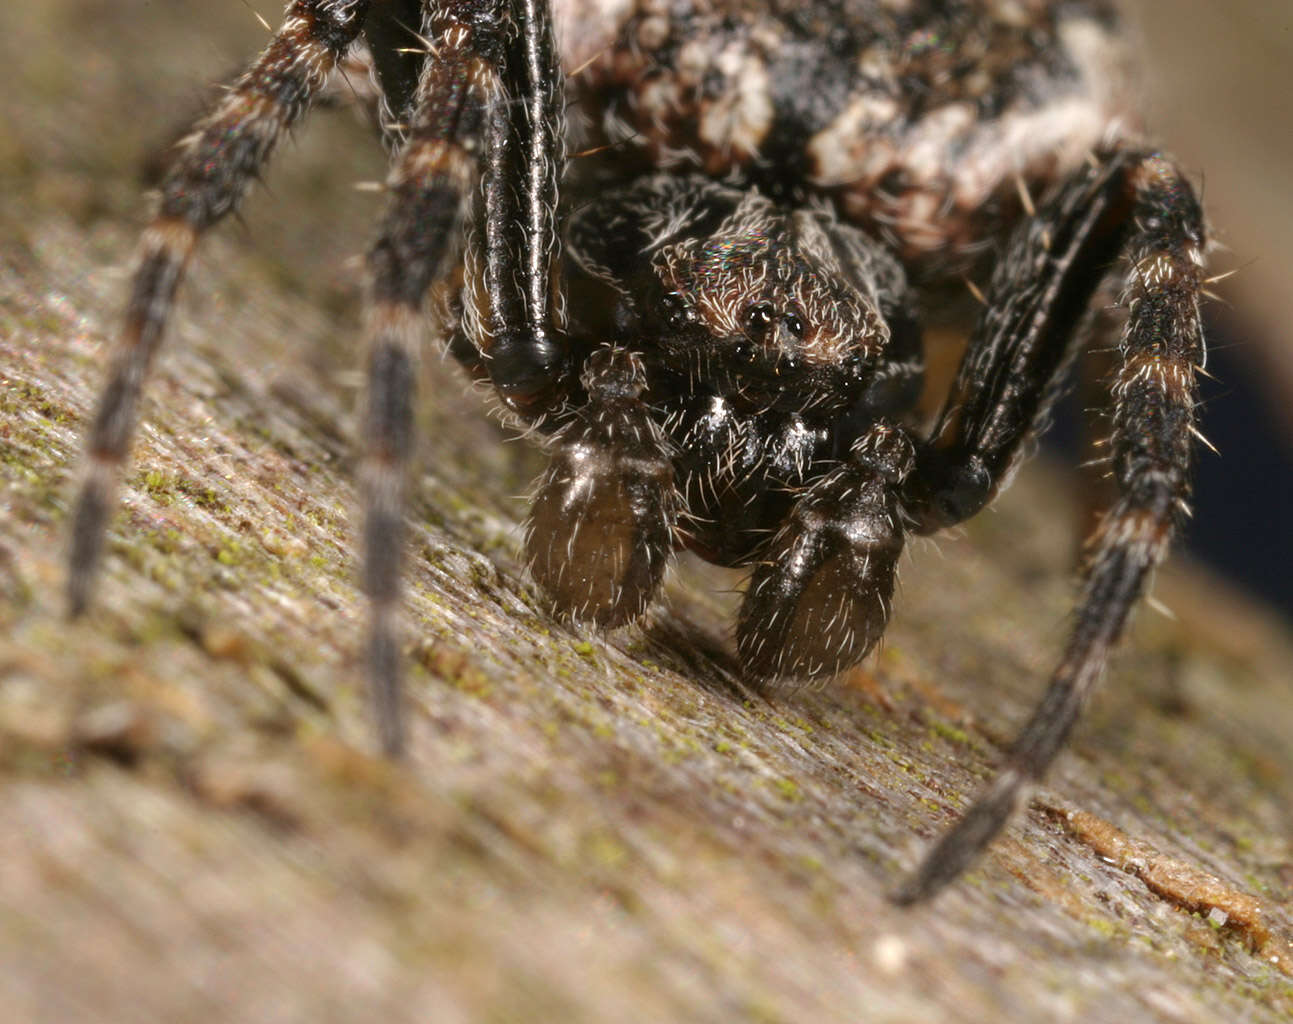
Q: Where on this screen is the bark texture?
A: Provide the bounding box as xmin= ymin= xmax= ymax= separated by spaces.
xmin=1 ymin=3 xmax=1291 ymax=1022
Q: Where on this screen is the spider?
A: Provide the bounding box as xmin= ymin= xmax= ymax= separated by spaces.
xmin=66 ymin=0 xmax=1208 ymax=903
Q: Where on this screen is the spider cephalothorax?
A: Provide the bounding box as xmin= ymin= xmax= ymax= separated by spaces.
xmin=568 ymin=178 xmax=907 ymax=415
xmin=67 ymin=0 xmax=1208 ymax=903
xmin=544 ymin=176 xmax=918 ymax=678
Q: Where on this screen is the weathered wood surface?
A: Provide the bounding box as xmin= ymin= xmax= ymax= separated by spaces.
xmin=2 ymin=3 xmax=1291 ymax=1021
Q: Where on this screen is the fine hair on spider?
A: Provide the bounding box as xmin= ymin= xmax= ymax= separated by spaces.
xmin=67 ymin=0 xmax=1209 ymax=903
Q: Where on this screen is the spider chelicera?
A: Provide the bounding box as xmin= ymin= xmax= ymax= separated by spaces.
xmin=67 ymin=0 xmax=1209 ymax=902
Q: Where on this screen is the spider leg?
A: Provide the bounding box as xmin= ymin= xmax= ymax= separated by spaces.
xmin=904 ymin=151 xmax=1141 ymax=531
xmin=362 ymin=0 xmax=574 ymax=753
xmin=737 ymin=422 xmax=913 ymax=683
xmin=474 ymin=0 xmax=570 ymax=415
xmin=359 ymin=0 xmax=516 ymax=755
xmin=493 ymin=2 xmax=676 ymax=626
xmin=894 ymin=150 xmax=1207 ymax=903
xmin=526 ymin=348 xmax=676 ymax=626
xmin=67 ymin=0 xmax=373 ymax=615
xmin=143 ymin=40 xmax=386 ymax=186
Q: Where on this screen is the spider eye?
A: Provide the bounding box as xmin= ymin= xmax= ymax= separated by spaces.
xmin=782 ymin=310 xmax=804 ymax=338
xmin=660 ymin=293 xmax=689 ymax=330
xmin=743 ymin=302 xmax=775 ymax=337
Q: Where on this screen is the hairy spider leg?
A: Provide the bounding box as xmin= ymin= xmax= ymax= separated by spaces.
xmin=363 ymin=0 xmax=573 ymax=754
xmin=893 ymin=149 xmax=1206 ymax=903
xmin=67 ymin=0 xmax=373 ymax=616
xmin=475 ymin=0 xmax=569 ymax=411
xmin=481 ymin=0 xmax=681 ymax=632
xmin=525 ymin=347 xmax=677 ymax=627
xmin=736 ymin=421 xmax=913 ymax=682
xmin=360 ymin=1 xmax=508 ymax=756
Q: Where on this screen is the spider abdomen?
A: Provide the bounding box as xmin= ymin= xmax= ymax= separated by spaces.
xmin=576 ymin=0 xmax=1130 ymax=276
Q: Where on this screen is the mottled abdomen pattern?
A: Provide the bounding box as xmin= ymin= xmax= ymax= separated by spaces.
xmin=577 ymin=0 xmax=1129 ymax=274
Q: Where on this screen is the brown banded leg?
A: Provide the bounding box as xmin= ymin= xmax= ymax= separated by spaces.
xmin=68 ymin=0 xmax=373 ymax=615
xmin=737 ymin=422 xmax=913 ymax=683
xmin=362 ymin=0 xmax=573 ymax=754
xmin=143 ymin=39 xmax=388 ymax=185
xmin=525 ymin=348 xmax=676 ymax=626
xmin=894 ymin=151 xmax=1207 ymax=902
xmin=359 ymin=0 xmax=514 ymax=756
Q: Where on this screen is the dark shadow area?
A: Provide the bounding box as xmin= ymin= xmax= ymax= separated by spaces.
xmin=1186 ymin=314 xmax=1293 ymax=620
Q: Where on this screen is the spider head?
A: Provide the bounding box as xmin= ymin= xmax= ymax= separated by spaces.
xmin=650 ymin=208 xmax=892 ymax=411
xmin=570 ymin=178 xmax=909 ymax=414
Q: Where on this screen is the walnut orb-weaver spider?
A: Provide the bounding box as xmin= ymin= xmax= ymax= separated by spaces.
xmin=67 ymin=0 xmax=1208 ymax=902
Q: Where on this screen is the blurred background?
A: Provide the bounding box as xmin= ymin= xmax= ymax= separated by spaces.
xmin=2 ymin=0 xmax=1290 ymax=618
